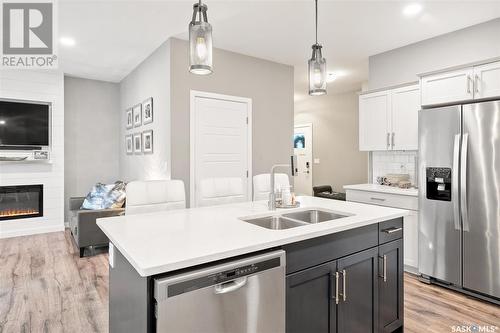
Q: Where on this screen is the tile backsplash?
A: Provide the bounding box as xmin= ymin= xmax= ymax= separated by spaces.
xmin=372 ymin=151 xmax=418 ymax=185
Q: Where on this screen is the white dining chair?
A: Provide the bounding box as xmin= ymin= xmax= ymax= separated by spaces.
xmin=253 ymin=173 xmax=290 ymax=201
xmin=125 ymin=180 xmax=186 ymax=215
xmin=198 ymin=177 xmax=246 ymax=207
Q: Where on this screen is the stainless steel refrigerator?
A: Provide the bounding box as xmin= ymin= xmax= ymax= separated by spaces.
xmin=418 ymin=100 xmax=500 ymax=300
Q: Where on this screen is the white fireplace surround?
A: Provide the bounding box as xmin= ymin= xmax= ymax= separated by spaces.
xmin=0 ymin=70 xmax=64 ymax=239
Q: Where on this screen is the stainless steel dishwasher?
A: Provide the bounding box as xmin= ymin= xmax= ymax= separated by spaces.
xmin=154 ymin=250 xmax=286 ymax=333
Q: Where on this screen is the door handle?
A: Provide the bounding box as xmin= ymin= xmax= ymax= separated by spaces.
xmin=339 ymin=269 xmax=347 ymax=302
xmin=461 ymin=133 xmax=469 ymax=231
xmin=214 ymin=277 xmax=247 ymax=294
xmin=391 ymin=132 xmax=395 ymax=149
xmin=379 ymin=255 xmax=387 ymax=282
xmin=330 ymin=271 xmax=340 ymax=304
xmin=386 ymin=133 xmax=390 ymax=149
xmin=452 ymin=134 xmax=460 ymax=231
xmin=382 ymin=227 xmax=402 ymax=234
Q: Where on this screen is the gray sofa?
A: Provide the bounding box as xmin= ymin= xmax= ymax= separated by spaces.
xmin=68 ymin=197 xmax=125 ymax=257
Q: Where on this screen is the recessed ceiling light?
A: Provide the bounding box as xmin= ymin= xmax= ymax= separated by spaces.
xmin=59 ymin=37 xmax=76 ymax=47
xmin=403 ymin=3 xmax=423 ymax=17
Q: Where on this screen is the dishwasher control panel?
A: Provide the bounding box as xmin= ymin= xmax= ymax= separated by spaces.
xmin=167 ymin=257 xmax=281 ymax=297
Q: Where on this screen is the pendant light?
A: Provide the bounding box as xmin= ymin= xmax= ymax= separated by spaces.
xmin=308 ymin=0 xmax=326 ymax=96
xmin=189 ymin=0 xmax=213 ymax=75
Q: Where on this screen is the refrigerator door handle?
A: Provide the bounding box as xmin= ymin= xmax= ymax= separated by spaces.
xmin=452 ymin=134 xmax=461 ymax=231
xmin=461 ymin=133 xmax=469 ymax=231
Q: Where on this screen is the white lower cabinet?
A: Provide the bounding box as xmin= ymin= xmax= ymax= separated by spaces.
xmin=403 ymin=211 xmax=419 ymax=273
xmin=345 ymin=188 xmax=419 ymax=273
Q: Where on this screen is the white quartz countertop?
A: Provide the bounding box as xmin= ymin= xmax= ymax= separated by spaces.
xmin=344 ymin=184 xmax=418 ymax=197
xmin=97 ymin=196 xmax=409 ymax=277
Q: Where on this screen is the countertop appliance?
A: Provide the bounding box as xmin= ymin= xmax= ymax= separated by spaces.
xmin=418 ymin=100 xmax=500 ymax=302
xmin=154 ymin=250 xmax=286 ymax=333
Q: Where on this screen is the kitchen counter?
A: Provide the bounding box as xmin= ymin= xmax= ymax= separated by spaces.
xmin=344 ymin=183 xmax=418 ymax=197
xmin=97 ymin=196 xmax=408 ymax=277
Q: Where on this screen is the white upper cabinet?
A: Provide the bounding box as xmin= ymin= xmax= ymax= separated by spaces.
xmin=421 ymin=60 xmax=500 ymax=106
xmin=359 ymin=84 xmax=419 ymax=151
xmin=420 ymin=68 xmax=473 ymax=106
xmin=359 ymin=91 xmax=391 ymax=151
xmin=391 ymin=85 xmax=420 ymax=151
xmin=474 ymin=61 xmax=500 ymax=99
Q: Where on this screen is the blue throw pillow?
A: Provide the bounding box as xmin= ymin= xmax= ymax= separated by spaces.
xmin=81 ymin=181 xmax=126 ymax=210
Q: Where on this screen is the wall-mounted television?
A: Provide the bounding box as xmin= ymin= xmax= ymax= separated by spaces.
xmin=0 ymin=100 xmax=50 ymax=149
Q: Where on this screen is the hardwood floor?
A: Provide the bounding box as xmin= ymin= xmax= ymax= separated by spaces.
xmin=1 ymin=230 xmax=499 ymax=333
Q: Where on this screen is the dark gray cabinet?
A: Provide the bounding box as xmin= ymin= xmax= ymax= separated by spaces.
xmin=337 ymin=247 xmax=379 ymax=333
xmin=284 ymin=218 xmax=404 ymax=333
xmin=378 ymin=239 xmax=404 ymax=332
xmin=286 ymin=261 xmax=337 ymax=333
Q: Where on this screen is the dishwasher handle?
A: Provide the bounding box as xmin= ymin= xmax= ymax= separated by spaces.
xmin=214 ymin=277 xmax=247 ymax=294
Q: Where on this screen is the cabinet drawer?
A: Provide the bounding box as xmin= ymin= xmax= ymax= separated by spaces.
xmin=282 ymin=224 xmax=378 ymax=275
xmin=379 ymin=218 xmax=403 ymax=244
xmin=346 ymin=189 xmax=418 ymax=210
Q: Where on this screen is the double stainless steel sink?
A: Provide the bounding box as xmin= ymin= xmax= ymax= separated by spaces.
xmin=241 ymin=209 xmax=350 ymax=230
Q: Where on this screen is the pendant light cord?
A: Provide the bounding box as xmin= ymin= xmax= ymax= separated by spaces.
xmin=315 ymin=0 xmax=318 ymax=45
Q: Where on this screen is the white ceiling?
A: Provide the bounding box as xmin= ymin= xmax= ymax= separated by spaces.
xmin=59 ymin=0 xmax=500 ymax=91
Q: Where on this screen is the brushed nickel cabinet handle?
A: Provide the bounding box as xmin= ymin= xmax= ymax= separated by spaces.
xmin=383 ymin=227 xmax=402 ymax=234
xmin=370 ymin=197 xmax=386 ymax=202
xmin=386 ymin=133 xmax=390 ymax=149
xmin=391 ymin=132 xmax=395 ymax=149
xmin=339 ymin=269 xmax=347 ymax=302
xmin=383 ymin=255 xmax=387 ymax=282
xmin=475 ymin=74 xmax=480 ymax=94
xmin=330 ymin=271 xmax=340 ymax=304
xmin=467 ymin=75 xmax=472 ymax=94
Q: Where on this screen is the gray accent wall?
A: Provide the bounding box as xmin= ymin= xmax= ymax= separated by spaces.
xmin=119 ymin=40 xmax=171 ymax=182
xmin=169 ymin=38 xmax=294 ymax=206
xmin=64 ymin=76 xmax=120 ymax=221
xmin=367 ymin=18 xmax=500 ymax=91
xmin=294 ymin=90 xmax=368 ymax=192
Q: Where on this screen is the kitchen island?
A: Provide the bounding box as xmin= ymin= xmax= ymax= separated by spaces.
xmin=97 ymin=196 xmax=408 ymax=333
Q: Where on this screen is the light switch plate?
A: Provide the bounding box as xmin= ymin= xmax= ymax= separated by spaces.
xmin=314 ymin=158 xmax=320 ymax=164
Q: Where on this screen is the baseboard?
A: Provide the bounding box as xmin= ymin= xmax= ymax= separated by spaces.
xmin=404 ymin=265 xmax=419 ymax=275
xmin=0 ymin=224 xmax=65 ymax=239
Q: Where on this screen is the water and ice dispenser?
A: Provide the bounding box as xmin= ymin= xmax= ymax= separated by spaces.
xmin=425 ymin=167 xmax=452 ymax=201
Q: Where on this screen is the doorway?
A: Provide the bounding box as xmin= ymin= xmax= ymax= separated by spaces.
xmin=190 ymin=91 xmax=252 ymax=207
xmin=293 ymin=123 xmax=313 ymax=195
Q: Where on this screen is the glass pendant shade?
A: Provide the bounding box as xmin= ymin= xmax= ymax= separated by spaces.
xmin=308 ymin=44 xmax=327 ymax=96
xmin=189 ymin=3 xmax=213 ymax=75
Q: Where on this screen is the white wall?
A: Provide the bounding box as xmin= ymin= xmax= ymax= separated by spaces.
xmin=64 ymin=76 xmax=120 ymax=221
xmin=119 ymin=40 xmax=171 ymax=182
xmin=0 ymin=70 xmax=65 ymax=238
xmin=367 ymin=18 xmax=500 ymax=90
xmin=169 ymin=38 xmax=294 ymax=206
xmin=294 ymin=89 xmax=368 ymax=192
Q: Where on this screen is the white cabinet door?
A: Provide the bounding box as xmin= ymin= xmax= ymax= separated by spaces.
xmin=421 ymin=68 xmax=473 ymax=106
xmin=474 ymin=61 xmax=500 ymax=100
xmin=391 ymin=84 xmax=420 ymax=151
xmin=403 ymin=211 xmax=419 ymax=273
xmin=359 ymin=91 xmax=391 ymax=151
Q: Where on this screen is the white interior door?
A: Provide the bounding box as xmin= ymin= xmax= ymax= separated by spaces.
xmin=293 ymin=124 xmax=312 ymax=196
xmin=191 ymin=92 xmax=252 ymax=207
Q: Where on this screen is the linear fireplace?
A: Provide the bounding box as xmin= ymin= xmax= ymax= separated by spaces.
xmin=0 ymin=185 xmax=43 ymax=221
